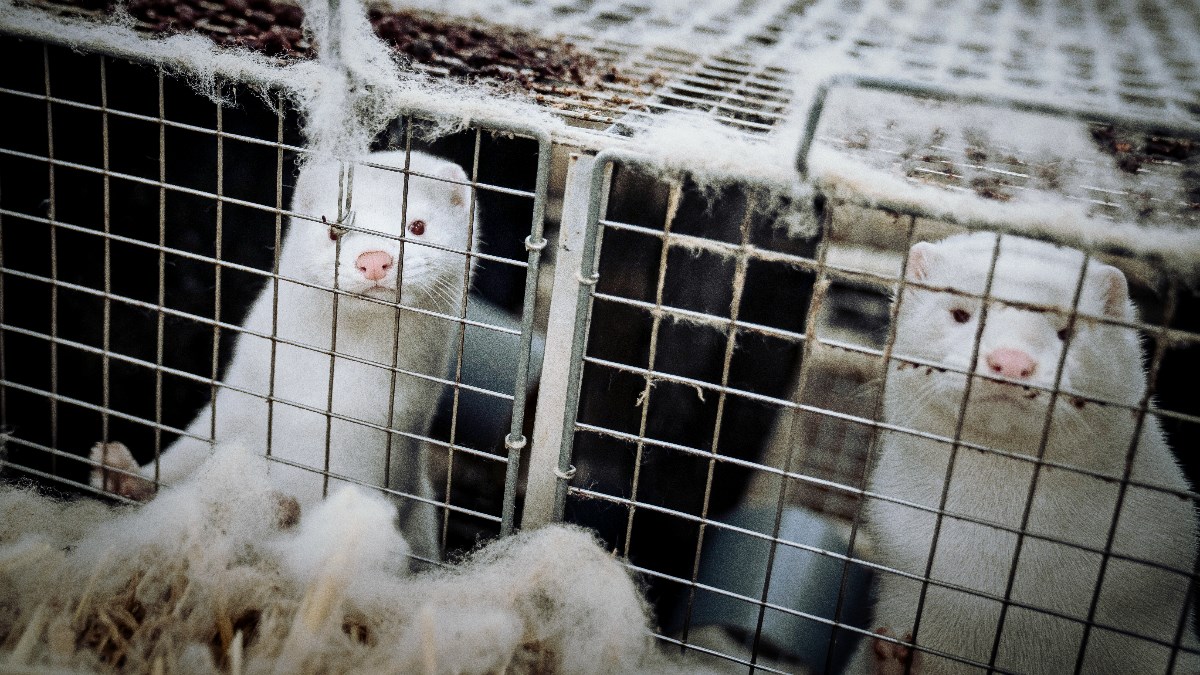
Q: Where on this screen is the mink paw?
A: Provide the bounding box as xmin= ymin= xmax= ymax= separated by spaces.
xmin=89 ymin=442 xmax=155 ymax=502
xmin=873 ymin=627 xmax=918 ymax=675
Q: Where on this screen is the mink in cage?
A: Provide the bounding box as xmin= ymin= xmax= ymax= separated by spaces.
xmin=850 ymin=232 xmax=1199 ymax=674
xmin=3 ymin=0 xmax=1200 ymax=672
xmin=555 ymin=118 xmax=1200 ymax=671
xmin=0 ymin=41 xmax=546 ymax=557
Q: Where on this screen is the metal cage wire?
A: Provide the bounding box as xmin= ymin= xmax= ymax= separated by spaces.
xmin=545 ymin=146 xmax=1200 ymax=673
xmin=0 ymin=41 xmax=552 ymax=553
xmin=2 ymin=0 xmax=1200 ymax=672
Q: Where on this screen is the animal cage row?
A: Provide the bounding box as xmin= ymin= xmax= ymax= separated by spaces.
xmin=2 ymin=4 xmax=1200 ymax=674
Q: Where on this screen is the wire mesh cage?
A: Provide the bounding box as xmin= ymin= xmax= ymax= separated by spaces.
xmin=548 ymin=145 xmax=1200 ymax=673
xmin=0 ymin=37 xmax=553 ymax=558
xmin=1 ymin=0 xmax=1199 ymax=673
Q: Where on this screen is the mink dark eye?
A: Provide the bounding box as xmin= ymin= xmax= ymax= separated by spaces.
xmin=408 ymin=219 xmax=426 ymax=236
xmin=950 ymin=308 xmax=971 ymax=324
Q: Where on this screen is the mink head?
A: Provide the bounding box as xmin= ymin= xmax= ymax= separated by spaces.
xmin=888 ymin=232 xmax=1146 ymax=439
xmin=282 ymin=149 xmax=476 ymax=310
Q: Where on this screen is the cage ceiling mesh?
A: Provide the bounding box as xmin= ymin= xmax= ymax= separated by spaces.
xmin=564 ymin=0 xmax=1200 ymax=131
xmin=18 ymin=0 xmax=1200 ymax=235
xmin=21 ymin=0 xmax=1200 ymax=134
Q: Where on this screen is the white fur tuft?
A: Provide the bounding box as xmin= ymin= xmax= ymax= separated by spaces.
xmin=0 ymin=449 xmax=719 ymax=674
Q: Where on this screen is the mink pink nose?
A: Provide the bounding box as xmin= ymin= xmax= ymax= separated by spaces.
xmin=985 ymin=347 xmax=1037 ymax=380
xmin=356 ymin=250 xmax=393 ymax=281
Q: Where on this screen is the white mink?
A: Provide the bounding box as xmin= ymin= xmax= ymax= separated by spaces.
xmin=850 ymin=233 xmax=1199 ymax=674
xmin=91 ymin=150 xmax=476 ymax=562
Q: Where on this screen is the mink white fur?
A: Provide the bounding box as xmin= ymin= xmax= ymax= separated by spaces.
xmin=90 ymin=150 xmax=475 ymax=561
xmin=852 ymin=232 xmax=1199 ymax=674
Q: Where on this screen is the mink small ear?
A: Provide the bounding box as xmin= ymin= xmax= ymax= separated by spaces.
xmin=434 ymin=162 xmax=470 ymax=209
xmin=1095 ymin=264 xmax=1132 ymax=319
xmin=906 ymin=241 xmax=937 ymax=281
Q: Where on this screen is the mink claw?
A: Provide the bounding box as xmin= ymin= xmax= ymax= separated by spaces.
xmin=89 ymin=441 xmax=156 ymax=502
xmin=872 ymin=627 xmax=918 ymax=675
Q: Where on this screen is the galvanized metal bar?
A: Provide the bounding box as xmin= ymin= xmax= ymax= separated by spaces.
xmin=549 ymin=148 xmax=627 ymax=521
xmin=262 ymin=452 xmax=502 ymax=524
xmin=0 ymin=85 xmax=311 ymax=155
xmin=1169 ymin=542 xmax=1200 ymax=673
xmin=569 ymin=414 xmax=1200 ymax=516
xmin=0 ymin=148 xmax=539 ymax=255
xmin=628 ymin=556 xmax=1023 ymax=674
xmin=576 ymin=484 xmax=1197 ymax=661
xmin=16 ymin=198 xmax=1188 ymax=347
xmin=440 ymin=125 xmax=475 ymax=547
xmin=0 ymin=344 xmax=510 ymax=473
xmin=748 ymin=208 xmax=832 ymax=669
xmin=587 ymin=258 xmax=1173 ymax=343
xmin=653 ymin=633 xmax=792 ymax=675
xmin=821 ymin=191 xmax=1189 ymax=278
xmin=500 ymin=126 xmax=551 ymax=535
xmin=591 ymin=290 xmax=808 ymax=343
xmin=2 ymin=360 xmax=507 ymax=467
xmin=2 ymin=378 xmax=207 ymax=444
xmin=582 ymin=350 xmax=1199 ymax=448
xmin=796 ymin=74 xmax=1200 ymax=181
xmin=522 ymin=152 xmax=596 ymax=529
xmin=322 ymin=160 xmax=350 ymax=498
xmin=0 ymin=455 xmax=139 ymax=505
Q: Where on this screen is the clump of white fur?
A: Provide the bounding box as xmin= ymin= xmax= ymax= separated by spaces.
xmin=625 ymin=112 xmax=819 ymax=239
xmin=0 ymin=447 xmax=708 ymax=674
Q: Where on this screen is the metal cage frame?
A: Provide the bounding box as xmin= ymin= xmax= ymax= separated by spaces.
xmin=3 ymin=0 xmax=1200 ymax=672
